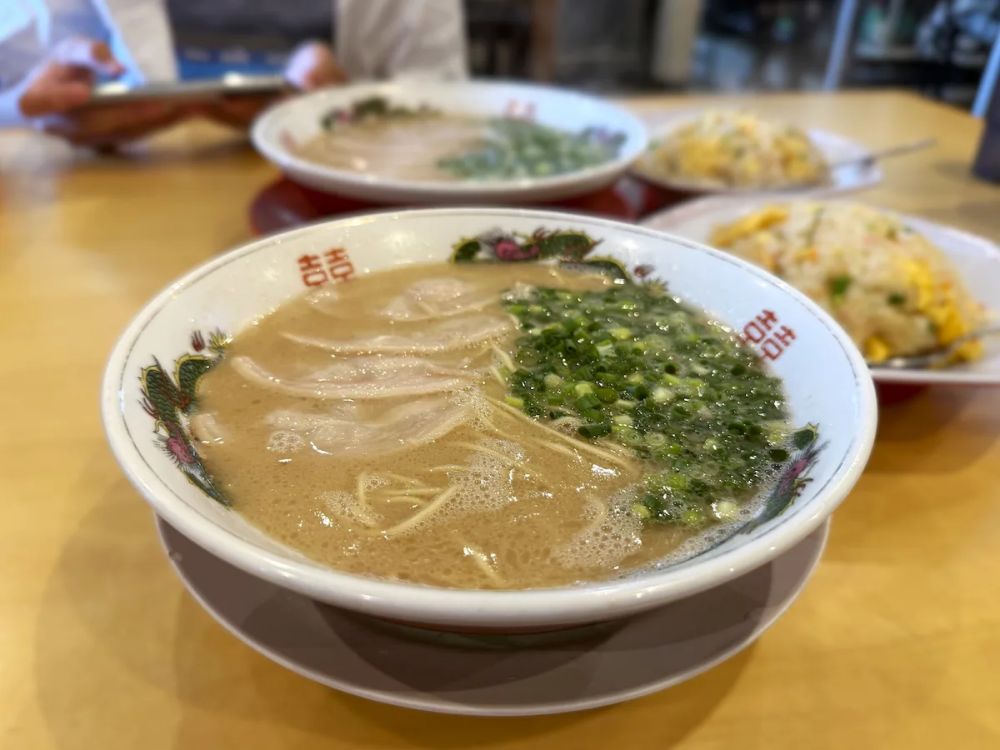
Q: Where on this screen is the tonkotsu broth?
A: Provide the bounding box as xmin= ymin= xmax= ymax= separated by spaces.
xmin=295 ymin=106 xmax=625 ymax=182
xmin=296 ymin=114 xmax=485 ymax=180
xmin=192 ymin=263 xmax=788 ymax=589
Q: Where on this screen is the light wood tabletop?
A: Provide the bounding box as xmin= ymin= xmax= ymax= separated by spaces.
xmin=1 ymin=91 xmax=998 ymax=749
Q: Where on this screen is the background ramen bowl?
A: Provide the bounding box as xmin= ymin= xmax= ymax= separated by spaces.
xmin=252 ymin=80 xmax=649 ymax=204
xmin=102 ymin=208 xmax=876 ymax=632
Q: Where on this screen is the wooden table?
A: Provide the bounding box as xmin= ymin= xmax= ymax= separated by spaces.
xmin=2 ymin=91 xmax=998 ymax=749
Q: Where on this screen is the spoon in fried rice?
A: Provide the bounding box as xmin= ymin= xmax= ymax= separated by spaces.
xmin=875 ymin=325 xmax=1000 ymax=370
xmin=830 ymin=138 xmax=936 ymax=173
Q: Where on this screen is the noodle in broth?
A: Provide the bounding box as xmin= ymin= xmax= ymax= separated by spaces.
xmin=192 ymin=263 xmax=804 ymax=589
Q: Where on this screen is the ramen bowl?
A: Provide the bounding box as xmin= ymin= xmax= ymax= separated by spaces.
xmin=252 ymin=80 xmax=649 ymax=204
xmin=102 ymin=208 xmax=876 ymax=631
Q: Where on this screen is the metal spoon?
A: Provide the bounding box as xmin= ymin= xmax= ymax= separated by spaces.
xmin=830 ymin=138 xmax=936 ymax=172
xmin=873 ymin=325 xmax=1000 ymax=370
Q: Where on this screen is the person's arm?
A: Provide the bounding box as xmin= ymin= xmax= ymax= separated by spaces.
xmin=336 ymin=0 xmax=469 ymax=80
xmin=1 ymin=37 xmax=185 ymax=146
xmin=0 ymin=3 xmax=55 ymax=126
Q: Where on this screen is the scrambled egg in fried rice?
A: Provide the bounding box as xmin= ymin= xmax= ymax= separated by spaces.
xmin=711 ymin=202 xmax=986 ymax=364
xmin=653 ymin=111 xmax=829 ymax=189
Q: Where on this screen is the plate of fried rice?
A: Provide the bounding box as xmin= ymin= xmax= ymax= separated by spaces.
xmin=632 ymin=110 xmax=880 ymax=195
xmin=644 ymin=197 xmax=998 ymax=385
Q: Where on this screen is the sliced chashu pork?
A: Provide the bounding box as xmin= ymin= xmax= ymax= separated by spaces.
xmin=284 ymin=313 xmax=512 ymax=354
xmin=381 ymin=277 xmax=493 ymax=321
xmin=231 ymin=354 xmax=479 ymax=399
xmin=264 ymin=394 xmax=471 ymax=456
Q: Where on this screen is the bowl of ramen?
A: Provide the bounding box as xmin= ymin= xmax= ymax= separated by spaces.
xmin=632 ymin=110 xmax=880 ymax=195
xmin=102 ymin=208 xmax=876 ymax=631
xmin=252 ymin=81 xmax=649 ymax=204
xmin=643 ymin=197 xmax=999 ymax=386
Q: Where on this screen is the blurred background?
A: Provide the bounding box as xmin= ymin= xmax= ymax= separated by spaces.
xmin=165 ymin=0 xmax=999 ymax=111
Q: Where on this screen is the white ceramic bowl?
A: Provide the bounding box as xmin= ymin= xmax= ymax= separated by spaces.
xmin=102 ymin=208 xmax=876 ymax=630
xmin=630 ymin=110 xmax=881 ymax=195
xmin=251 ymin=80 xmax=649 ymax=204
xmin=643 ymin=196 xmax=1000 ymax=387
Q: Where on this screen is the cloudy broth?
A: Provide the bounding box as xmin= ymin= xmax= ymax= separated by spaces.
xmin=192 ymin=263 xmax=794 ymax=589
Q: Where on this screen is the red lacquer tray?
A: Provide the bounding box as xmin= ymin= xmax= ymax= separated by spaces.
xmin=249 ymin=175 xmax=690 ymax=236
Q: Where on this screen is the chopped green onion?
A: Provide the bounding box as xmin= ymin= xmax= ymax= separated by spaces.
xmin=828 ymin=275 xmax=852 ymax=302
xmin=500 ymin=282 xmax=809 ymax=528
xmin=651 ymin=386 xmax=674 ymax=404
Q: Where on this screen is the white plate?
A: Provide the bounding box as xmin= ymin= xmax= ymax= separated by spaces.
xmin=631 ymin=110 xmax=881 ymax=196
xmin=251 ymin=80 xmax=648 ymax=204
xmin=643 ymin=197 xmax=1000 ymax=386
xmin=157 ymin=515 xmax=829 ymax=716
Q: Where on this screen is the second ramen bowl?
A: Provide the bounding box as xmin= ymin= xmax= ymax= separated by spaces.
xmin=252 ymin=80 xmax=649 ymax=204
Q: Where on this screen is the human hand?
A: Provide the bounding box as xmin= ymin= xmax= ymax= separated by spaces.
xmin=17 ymin=38 xmax=186 ymax=147
xmin=196 ymin=42 xmax=348 ymax=131
xmin=17 ymin=37 xmax=121 ymax=117
xmin=284 ymin=41 xmax=349 ymax=90
xmin=190 ymin=93 xmax=276 ymax=131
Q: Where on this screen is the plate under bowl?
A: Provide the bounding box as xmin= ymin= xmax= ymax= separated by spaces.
xmin=158 ymin=515 xmax=830 ymax=716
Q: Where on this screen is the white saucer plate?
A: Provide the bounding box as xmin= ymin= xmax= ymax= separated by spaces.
xmin=157 ymin=516 xmax=830 ymax=717
xmin=631 ymin=111 xmax=881 ymax=196
xmin=643 ymin=197 xmax=1000 ymax=387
